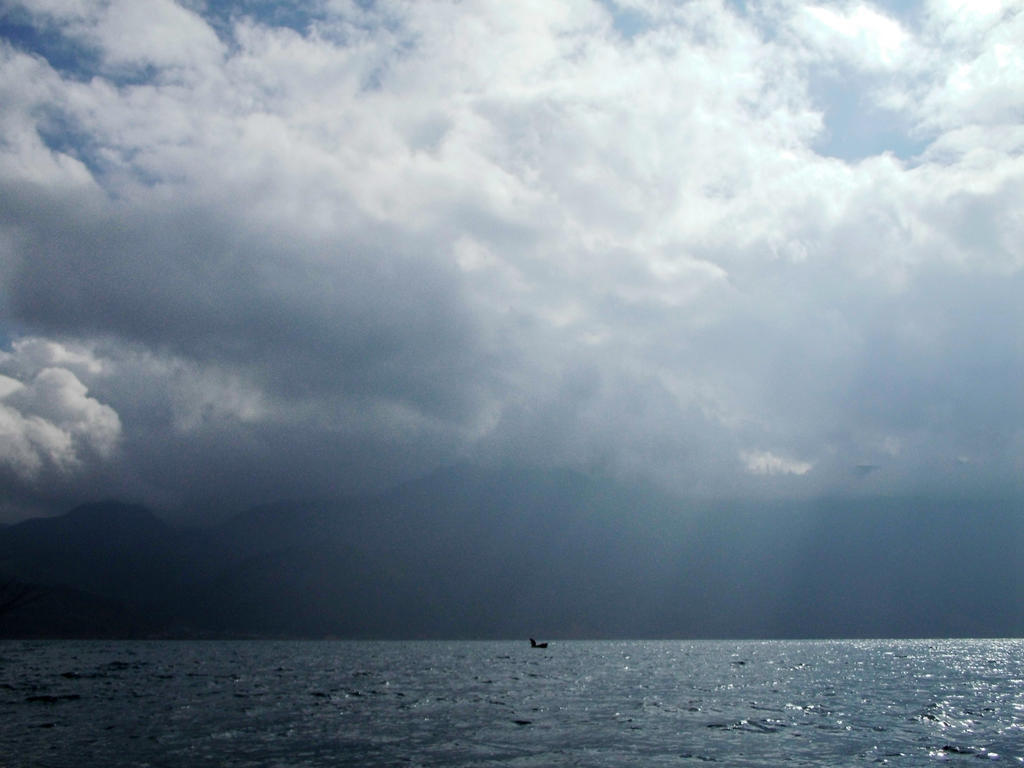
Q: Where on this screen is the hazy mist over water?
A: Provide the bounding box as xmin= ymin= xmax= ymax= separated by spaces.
xmin=4 ymin=483 xmax=1022 ymax=641
xmin=2 ymin=639 xmax=1022 ymax=766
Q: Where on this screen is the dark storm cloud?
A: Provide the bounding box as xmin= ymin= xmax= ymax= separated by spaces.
xmin=0 ymin=179 xmax=486 ymax=419
xmin=0 ymin=172 xmax=500 ymax=513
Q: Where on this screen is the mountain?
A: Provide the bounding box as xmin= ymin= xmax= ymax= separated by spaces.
xmin=0 ymin=468 xmax=1022 ymax=638
xmin=0 ymin=573 xmax=160 ymax=638
xmin=0 ymin=501 xmax=190 ymax=606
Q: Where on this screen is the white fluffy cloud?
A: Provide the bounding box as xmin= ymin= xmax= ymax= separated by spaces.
xmin=793 ymin=3 xmax=918 ymax=71
xmin=0 ymin=341 xmax=121 ymax=481
xmin=0 ymin=0 xmax=1021 ymax=513
xmin=742 ymin=449 xmax=814 ymax=477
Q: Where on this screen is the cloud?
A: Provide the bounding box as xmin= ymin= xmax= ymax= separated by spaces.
xmin=0 ymin=340 xmax=120 ymax=482
xmin=741 ymin=449 xmax=813 ymax=477
xmin=793 ymin=3 xmax=916 ymax=72
xmin=0 ymin=0 xmax=1021 ymax=515
xmin=885 ymin=1 xmax=1023 ymax=128
xmin=10 ymin=0 xmax=223 ymax=70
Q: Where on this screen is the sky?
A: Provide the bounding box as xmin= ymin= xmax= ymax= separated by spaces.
xmin=0 ymin=0 xmax=1021 ymax=521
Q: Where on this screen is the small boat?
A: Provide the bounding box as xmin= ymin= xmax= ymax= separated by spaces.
xmin=529 ymin=638 xmax=548 ymax=648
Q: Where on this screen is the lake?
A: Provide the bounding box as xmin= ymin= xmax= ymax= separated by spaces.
xmin=2 ymin=639 xmax=1022 ymax=766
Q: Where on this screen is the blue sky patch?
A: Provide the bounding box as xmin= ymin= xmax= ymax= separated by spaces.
xmin=811 ymin=77 xmax=930 ymax=162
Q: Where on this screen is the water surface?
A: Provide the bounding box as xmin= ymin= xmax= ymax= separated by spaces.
xmin=2 ymin=639 xmax=1022 ymax=766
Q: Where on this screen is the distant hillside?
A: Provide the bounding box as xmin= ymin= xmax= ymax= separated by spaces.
xmin=0 ymin=468 xmax=1022 ymax=638
xmin=0 ymin=574 xmax=159 ymax=638
xmin=0 ymin=501 xmax=188 ymax=605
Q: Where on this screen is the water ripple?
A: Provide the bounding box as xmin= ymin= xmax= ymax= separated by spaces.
xmin=1 ymin=639 xmax=1022 ymax=766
